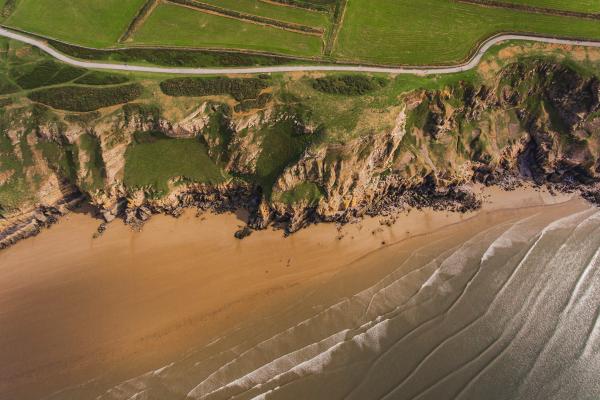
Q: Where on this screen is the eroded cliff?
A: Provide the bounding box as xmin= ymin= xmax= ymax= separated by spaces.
xmin=1 ymin=58 xmax=600 ymax=247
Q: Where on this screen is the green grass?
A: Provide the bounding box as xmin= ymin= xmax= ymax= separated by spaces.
xmin=199 ymin=0 xmax=330 ymax=28
xmin=78 ymin=133 xmax=106 ymax=192
xmin=5 ymin=0 xmax=148 ymax=47
xmin=253 ymin=119 xmax=318 ymax=196
xmin=132 ymin=2 xmax=323 ymax=57
xmin=278 ymin=182 xmax=324 ymax=205
xmin=37 ymin=140 xmax=79 ymax=183
xmin=124 ymin=131 xmax=226 ymax=193
xmin=0 ymin=128 xmax=33 ymax=212
xmin=494 ymin=0 xmax=600 ymax=13
xmin=74 ymin=71 xmax=129 ymax=86
xmin=334 ymin=0 xmax=600 ymax=65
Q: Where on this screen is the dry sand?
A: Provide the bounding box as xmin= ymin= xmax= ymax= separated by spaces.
xmin=0 ymin=185 xmax=585 ymax=399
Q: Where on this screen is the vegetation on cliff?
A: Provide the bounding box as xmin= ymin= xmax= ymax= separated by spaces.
xmin=0 ymin=36 xmax=600 ymax=245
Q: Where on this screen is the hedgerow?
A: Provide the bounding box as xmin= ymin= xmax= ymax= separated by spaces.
xmin=312 ymin=75 xmax=388 ymax=95
xmin=49 ymin=40 xmax=294 ymax=68
xmin=267 ymin=0 xmax=337 ymax=12
xmin=159 ymin=77 xmax=268 ymax=101
xmin=27 ymin=84 xmax=143 ymax=112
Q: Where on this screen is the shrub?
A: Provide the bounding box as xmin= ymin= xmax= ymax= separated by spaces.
xmin=279 ymin=182 xmax=324 ymax=206
xmin=0 ymin=77 xmax=19 ymax=95
xmin=312 ymin=75 xmax=388 ymax=95
xmin=11 ymin=60 xmax=86 ymax=89
xmin=159 ymin=77 xmax=268 ymax=101
xmin=234 ymin=93 xmax=272 ymax=112
xmin=27 ymin=84 xmax=143 ymax=112
xmin=267 ymin=0 xmax=337 ymax=12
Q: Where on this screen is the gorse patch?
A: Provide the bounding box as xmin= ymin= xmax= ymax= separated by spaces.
xmin=160 ymin=77 xmax=269 ymax=101
xmin=27 ymin=84 xmax=143 ymax=112
xmin=312 ymin=75 xmax=388 ymax=96
xmin=11 ymin=60 xmax=86 ymax=90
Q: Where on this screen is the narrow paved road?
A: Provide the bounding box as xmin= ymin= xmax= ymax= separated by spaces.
xmin=1 ymin=27 xmax=600 ymax=75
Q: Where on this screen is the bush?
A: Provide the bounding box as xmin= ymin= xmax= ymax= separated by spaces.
xmin=0 ymin=77 xmax=19 ymax=95
xmin=74 ymin=71 xmax=130 ymax=86
xmin=27 ymin=84 xmax=143 ymax=112
xmin=160 ymin=77 xmax=268 ymax=101
xmin=11 ymin=61 xmax=86 ymax=90
xmin=312 ymin=75 xmax=388 ymax=95
xmin=234 ymin=93 xmax=272 ymax=112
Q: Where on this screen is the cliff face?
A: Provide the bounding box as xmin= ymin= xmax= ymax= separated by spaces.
xmin=1 ymin=59 xmax=599 ymax=247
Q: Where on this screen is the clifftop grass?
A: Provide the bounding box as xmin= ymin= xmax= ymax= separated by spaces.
xmin=124 ymin=131 xmax=226 ymax=194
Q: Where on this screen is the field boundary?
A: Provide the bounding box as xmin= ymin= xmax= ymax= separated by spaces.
xmin=324 ymin=0 xmax=347 ymax=56
xmin=119 ymin=0 xmax=161 ymax=43
xmin=258 ymin=0 xmax=331 ymax=12
xmin=2 ymin=27 xmax=600 ymax=73
xmin=455 ymin=0 xmax=600 ymax=20
xmin=166 ymin=0 xmax=324 ymax=36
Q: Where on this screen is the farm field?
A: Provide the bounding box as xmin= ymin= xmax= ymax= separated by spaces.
xmin=198 ymin=0 xmax=330 ymax=28
xmin=132 ymin=2 xmax=323 ymax=56
xmin=493 ymin=0 xmax=600 ymax=13
xmin=1 ymin=0 xmax=600 ymax=66
xmin=3 ymin=0 xmax=147 ymax=47
xmin=334 ymin=0 xmax=600 ymax=65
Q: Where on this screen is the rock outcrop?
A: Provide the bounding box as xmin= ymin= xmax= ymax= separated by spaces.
xmin=1 ymin=59 xmax=600 ymax=246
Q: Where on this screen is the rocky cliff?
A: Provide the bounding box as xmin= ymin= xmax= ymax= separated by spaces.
xmin=1 ymin=59 xmax=599 ymax=248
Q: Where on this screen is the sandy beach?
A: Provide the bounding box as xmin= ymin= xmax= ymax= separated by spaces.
xmin=0 ymin=185 xmax=587 ymax=399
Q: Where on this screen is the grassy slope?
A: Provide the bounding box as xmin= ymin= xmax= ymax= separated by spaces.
xmin=334 ymin=0 xmax=600 ymax=65
xmin=494 ymin=0 xmax=600 ymax=13
xmin=5 ymin=0 xmax=147 ymax=48
xmin=124 ymin=133 xmax=226 ymax=193
xmin=132 ymin=3 xmax=323 ymax=56
xmin=200 ymin=0 xmax=330 ymax=28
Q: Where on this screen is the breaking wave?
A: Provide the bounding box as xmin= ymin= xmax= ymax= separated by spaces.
xmin=58 ymin=207 xmax=600 ymax=400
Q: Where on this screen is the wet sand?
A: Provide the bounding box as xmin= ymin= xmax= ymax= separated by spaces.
xmin=0 ymin=185 xmax=585 ymax=399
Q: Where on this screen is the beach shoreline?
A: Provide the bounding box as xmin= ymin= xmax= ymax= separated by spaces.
xmin=0 ymin=184 xmax=588 ymax=399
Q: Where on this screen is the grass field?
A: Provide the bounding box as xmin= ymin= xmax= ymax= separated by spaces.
xmin=334 ymin=0 xmax=600 ymax=65
xmin=494 ymin=0 xmax=600 ymax=13
xmin=2 ymin=0 xmax=600 ymax=66
xmin=5 ymin=0 xmax=147 ymax=47
xmin=131 ymin=2 xmax=323 ymax=56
